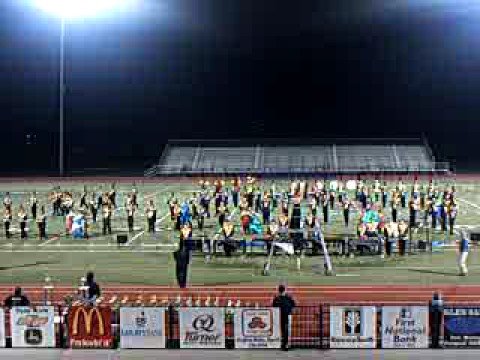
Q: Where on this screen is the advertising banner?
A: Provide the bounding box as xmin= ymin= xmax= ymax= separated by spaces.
xmin=68 ymin=306 xmax=113 ymax=349
xmin=179 ymin=308 xmax=225 ymax=349
xmin=381 ymin=306 xmax=428 ymax=348
xmin=444 ymin=307 xmax=480 ymax=347
xmin=330 ymin=306 xmax=376 ymax=348
xmin=10 ymin=306 xmax=55 ymax=348
xmin=234 ymin=308 xmax=281 ymax=349
xmin=120 ymin=307 xmax=166 ymax=349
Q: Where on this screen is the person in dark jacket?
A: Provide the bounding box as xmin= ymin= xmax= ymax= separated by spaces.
xmin=272 ymin=285 xmax=296 ymax=351
xmin=174 ymin=244 xmax=190 ymax=288
xmin=85 ymin=272 xmax=101 ymax=304
xmin=4 ymin=287 xmax=30 ymax=309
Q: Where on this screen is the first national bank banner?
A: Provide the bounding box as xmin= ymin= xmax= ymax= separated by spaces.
xmin=68 ymin=306 xmax=113 ymax=348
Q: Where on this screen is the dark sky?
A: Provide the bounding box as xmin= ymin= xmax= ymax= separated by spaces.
xmin=1 ymin=0 xmax=480 ymax=173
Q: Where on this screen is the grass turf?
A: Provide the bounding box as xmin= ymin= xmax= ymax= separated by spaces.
xmin=0 ymin=179 xmax=477 ymax=286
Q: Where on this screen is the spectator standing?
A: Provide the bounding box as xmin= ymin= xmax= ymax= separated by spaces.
xmin=272 ymin=285 xmax=296 ymax=351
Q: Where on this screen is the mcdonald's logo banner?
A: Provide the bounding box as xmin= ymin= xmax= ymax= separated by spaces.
xmin=10 ymin=306 xmax=55 ymax=348
xmin=68 ymin=306 xmax=113 ymax=348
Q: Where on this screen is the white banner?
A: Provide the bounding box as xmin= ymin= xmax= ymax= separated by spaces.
xmin=381 ymin=306 xmax=428 ymax=348
xmin=330 ymin=306 xmax=376 ymax=348
xmin=120 ymin=307 xmax=166 ymax=349
xmin=179 ymin=308 xmax=225 ymax=349
xmin=10 ymin=306 xmax=55 ymax=348
xmin=0 ymin=308 xmax=5 ymax=348
xmin=234 ymin=308 xmax=281 ymax=349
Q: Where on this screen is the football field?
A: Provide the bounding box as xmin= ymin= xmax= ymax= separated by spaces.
xmin=0 ymin=177 xmax=478 ymax=286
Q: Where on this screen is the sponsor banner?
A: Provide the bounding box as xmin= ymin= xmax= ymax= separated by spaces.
xmin=234 ymin=308 xmax=281 ymax=349
xmin=120 ymin=307 xmax=166 ymax=349
xmin=444 ymin=307 xmax=480 ymax=347
xmin=68 ymin=306 xmax=113 ymax=349
xmin=179 ymin=307 xmax=225 ymax=349
xmin=11 ymin=306 xmax=55 ymax=348
xmin=381 ymin=306 xmax=428 ymax=348
xmin=330 ymin=306 xmax=376 ymax=348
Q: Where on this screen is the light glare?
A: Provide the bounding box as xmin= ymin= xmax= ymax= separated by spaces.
xmin=32 ymin=0 xmax=136 ymax=20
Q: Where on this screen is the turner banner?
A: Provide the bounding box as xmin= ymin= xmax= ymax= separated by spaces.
xmin=330 ymin=306 xmax=377 ymax=348
xmin=381 ymin=306 xmax=428 ymax=348
xmin=120 ymin=307 xmax=166 ymax=349
xmin=68 ymin=306 xmax=113 ymax=349
xmin=179 ymin=308 xmax=225 ymax=349
xmin=444 ymin=307 xmax=480 ymax=348
xmin=234 ymin=308 xmax=281 ymax=349
xmin=10 ymin=306 xmax=55 ymax=348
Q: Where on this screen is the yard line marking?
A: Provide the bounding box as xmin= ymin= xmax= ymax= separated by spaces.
xmin=126 ymin=230 xmax=145 ymax=246
xmin=39 ymin=235 xmax=60 ymax=247
xmin=457 ymin=198 xmax=480 ymax=212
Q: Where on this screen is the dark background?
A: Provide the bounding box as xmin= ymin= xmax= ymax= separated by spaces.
xmin=1 ymin=0 xmax=479 ymax=174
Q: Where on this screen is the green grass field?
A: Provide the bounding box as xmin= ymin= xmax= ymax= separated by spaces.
xmin=0 ymin=179 xmax=478 ymax=286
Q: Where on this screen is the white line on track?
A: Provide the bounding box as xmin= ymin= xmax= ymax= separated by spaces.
xmin=0 ymin=249 xmax=173 ymax=253
xmin=457 ymin=198 xmax=480 ymax=211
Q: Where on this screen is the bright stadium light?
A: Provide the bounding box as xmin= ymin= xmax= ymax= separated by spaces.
xmin=32 ymin=0 xmax=136 ymax=20
xmin=29 ymin=0 xmax=137 ymax=176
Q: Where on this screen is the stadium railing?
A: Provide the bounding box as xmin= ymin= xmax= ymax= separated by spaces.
xmin=0 ymin=300 xmax=476 ymax=349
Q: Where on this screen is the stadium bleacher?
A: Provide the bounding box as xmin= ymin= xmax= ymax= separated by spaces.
xmin=146 ymin=138 xmax=449 ymax=176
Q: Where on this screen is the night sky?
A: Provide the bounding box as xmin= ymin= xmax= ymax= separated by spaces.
xmin=1 ymin=0 xmax=480 ymax=174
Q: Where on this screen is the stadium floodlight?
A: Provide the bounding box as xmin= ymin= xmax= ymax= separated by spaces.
xmin=30 ymin=0 xmax=136 ymax=176
xmin=32 ymin=0 xmax=136 ymax=20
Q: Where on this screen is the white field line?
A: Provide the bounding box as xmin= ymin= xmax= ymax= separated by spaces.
xmin=457 ymin=198 xmax=480 ymax=212
xmin=125 ymin=230 xmax=145 ymax=246
xmin=39 ymin=235 xmax=60 ymax=247
xmin=0 ymin=249 xmax=173 ymax=253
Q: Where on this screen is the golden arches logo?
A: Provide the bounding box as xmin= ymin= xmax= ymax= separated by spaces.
xmin=71 ymin=308 xmax=105 ymax=336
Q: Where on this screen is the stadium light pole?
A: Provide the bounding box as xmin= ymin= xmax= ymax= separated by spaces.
xmin=31 ymin=0 xmax=136 ymax=176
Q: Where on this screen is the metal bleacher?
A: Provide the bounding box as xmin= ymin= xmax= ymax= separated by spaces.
xmin=145 ymin=138 xmax=450 ymax=176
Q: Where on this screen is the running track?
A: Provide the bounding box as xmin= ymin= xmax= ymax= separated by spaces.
xmin=2 ymin=284 xmax=480 ymax=305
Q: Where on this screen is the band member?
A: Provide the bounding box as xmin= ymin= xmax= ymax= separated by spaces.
xmin=108 ymin=184 xmax=116 ymax=209
xmin=240 ymin=209 xmax=251 ymax=235
xmin=278 ymin=213 xmax=289 ymax=240
xmin=255 ymin=187 xmax=262 ymax=213
xmin=80 ymin=190 xmax=87 ymax=209
xmin=197 ymin=203 xmax=206 ymax=231
xmin=90 ymin=194 xmax=98 ymax=223
xmin=3 ymin=192 xmax=12 ymax=211
xmin=180 ymin=222 xmax=193 ymax=244
xmin=146 ymin=200 xmax=157 ymax=233
xmin=391 ymin=192 xmax=400 ymax=223
xmin=440 ymin=201 xmax=448 ymax=232
xmin=168 ymin=193 xmax=177 ymax=221
xmin=270 ymin=181 xmax=277 ymax=208
xmin=262 ymin=195 xmax=271 ymax=225
xmin=231 ymin=178 xmax=240 ymax=208
xmin=131 ymin=188 xmax=138 ymax=209
xmin=4 ymin=208 xmax=12 ymax=239
xmin=30 ymin=192 xmax=38 ymax=220
xmin=399 ymin=180 xmax=407 ymax=208
xmin=321 ymin=193 xmax=329 ymax=224
xmin=373 ymin=179 xmax=381 ymax=203
xmin=381 ymin=184 xmax=388 ymax=209
xmin=218 ymin=202 xmax=227 ymax=227
xmin=37 ymin=206 xmax=47 ymax=240
xmin=102 ymin=201 xmax=113 ymax=235
xmin=343 ymin=198 xmax=352 ymax=227
xmin=220 ymin=218 xmax=236 ymax=257
xmin=281 ymin=199 xmax=289 ymax=217
xmin=199 ymin=192 xmax=211 ymax=219
xmin=190 ymin=193 xmax=198 ymax=220
xmin=329 ymin=190 xmax=336 ymax=210
xmin=246 ymin=180 xmax=255 ymax=209
xmin=126 ymin=202 xmax=135 ymax=232
xmin=449 ymin=201 xmax=458 ymax=235
xmin=215 ymin=191 xmax=222 ymax=215
xmin=174 ymin=203 xmax=182 ymax=231
xmin=458 ymin=230 xmax=469 ymax=276
xmin=18 ymin=205 xmax=27 ymax=239
xmin=266 ymin=219 xmax=279 ymax=254
xmin=409 ymin=195 xmax=419 ymax=228
xmin=97 ymin=192 xmax=103 ymax=213
xmin=290 ymin=197 xmax=302 ymax=230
